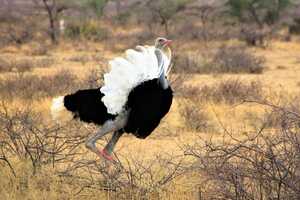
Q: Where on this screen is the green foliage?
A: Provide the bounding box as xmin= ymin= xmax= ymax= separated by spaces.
xmin=227 ymin=0 xmax=291 ymax=25
xmin=144 ymin=0 xmax=193 ymax=34
xmin=149 ymin=0 xmax=192 ymax=22
xmin=158 ymin=0 xmax=189 ymax=20
xmin=86 ymin=0 xmax=108 ymax=17
xmin=227 ymin=0 xmax=249 ymax=19
xmin=64 ymin=21 xmax=110 ymax=41
xmin=114 ymin=11 xmax=131 ymax=25
xmin=290 ymin=17 xmax=300 ymax=34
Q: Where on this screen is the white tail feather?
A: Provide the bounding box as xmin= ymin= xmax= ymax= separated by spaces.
xmin=100 ymin=45 xmax=170 ymax=115
xmin=51 ymin=96 xmax=73 ymax=123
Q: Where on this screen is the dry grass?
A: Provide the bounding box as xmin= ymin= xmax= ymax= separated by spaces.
xmin=0 ymin=56 xmax=55 ymax=73
xmin=172 ymin=44 xmax=265 ymax=74
xmin=199 ymin=79 xmax=263 ymax=104
xmin=211 ymin=45 xmax=265 ymax=74
xmin=177 ymin=79 xmax=263 ymax=104
xmin=1 ymin=2 xmax=300 ymax=198
xmin=1 ymin=33 xmax=300 ymax=199
xmin=179 ymin=101 xmax=214 ymax=132
xmin=0 ymin=70 xmax=78 ymax=100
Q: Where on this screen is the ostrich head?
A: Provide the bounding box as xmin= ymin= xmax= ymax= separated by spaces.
xmin=155 ymin=37 xmax=172 ymax=61
xmin=155 ymin=37 xmax=172 ymax=49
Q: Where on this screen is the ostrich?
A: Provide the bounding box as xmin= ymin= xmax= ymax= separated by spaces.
xmin=51 ymin=37 xmax=173 ymax=161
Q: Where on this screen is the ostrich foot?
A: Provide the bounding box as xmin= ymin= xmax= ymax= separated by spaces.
xmin=98 ymin=149 xmax=113 ymax=161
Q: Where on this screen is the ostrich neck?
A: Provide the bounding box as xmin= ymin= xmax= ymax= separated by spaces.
xmin=163 ymin=46 xmax=172 ymax=61
xmin=157 ymin=47 xmax=170 ymax=90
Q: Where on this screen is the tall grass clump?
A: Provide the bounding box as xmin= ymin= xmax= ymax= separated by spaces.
xmin=179 ymin=101 xmax=213 ymax=132
xmin=173 ymin=45 xmax=265 ymax=74
xmin=0 ymin=70 xmax=78 ymax=100
xmin=199 ymin=79 xmax=263 ymax=104
xmin=212 ymin=45 xmax=265 ymax=74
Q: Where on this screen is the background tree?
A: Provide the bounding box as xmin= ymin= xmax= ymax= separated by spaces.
xmin=32 ymin=0 xmax=70 ymax=44
xmin=145 ymin=0 xmax=193 ymax=35
xmin=85 ymin=0 xmax=109 ymax=18
xmin=227 ymin=0 xmax=291 ymax=27
xmin=0 ymin=0 xmax=36 ymax=45
xmin=226 ymin=0 xmax=291 ymax=47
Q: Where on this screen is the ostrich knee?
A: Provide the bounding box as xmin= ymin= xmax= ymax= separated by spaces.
xmin=85 ymin=120 xmax=116 ymax=154
xmin=104 ymin=130 xmax=124 ymax=154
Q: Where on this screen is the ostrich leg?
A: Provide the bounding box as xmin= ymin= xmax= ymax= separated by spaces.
xmin=85 ymin=113 xmax=128 ymax=160
xmin=103 ymin=130 xmax=124 ymax=156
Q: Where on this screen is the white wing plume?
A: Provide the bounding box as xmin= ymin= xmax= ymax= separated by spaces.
xmin=100 ymin=45 xmax=170 ymax=115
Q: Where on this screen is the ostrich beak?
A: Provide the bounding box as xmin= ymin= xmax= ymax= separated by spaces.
xmin=163 ymin=39 xmax=172 ymax=46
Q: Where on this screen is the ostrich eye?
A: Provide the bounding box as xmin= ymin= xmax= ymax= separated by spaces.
xmin=159 ymin=39 xmax=164 ymax=43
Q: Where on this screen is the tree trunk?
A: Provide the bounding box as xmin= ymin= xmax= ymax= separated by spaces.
xmin=164 ymin=21 xmax=169 ymax=36
xmin=249 ymin=2 xmax=263 ymax=28
xmin=49 ymin=14 xmax=57 ymax=44
xmin=42 ymin=0 xmax=58 ymax=44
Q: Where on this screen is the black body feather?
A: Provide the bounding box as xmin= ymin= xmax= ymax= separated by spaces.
xmin=64 ymin=88 xmax=116 ymax=125
xmin=63 ymin=79 xmax=173 ymax=139
xmin=124 ymin=79 xmax=173 ymax=138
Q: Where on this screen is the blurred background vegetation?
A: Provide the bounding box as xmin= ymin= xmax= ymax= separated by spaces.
xmin=1 ymin=0 xmax=300 ymax=199
xmin=0 ymin=0 xmax=299 ymax=46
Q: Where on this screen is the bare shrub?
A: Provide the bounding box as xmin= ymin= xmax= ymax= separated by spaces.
xmin=212 ymin=45 xmax=265 ymax=74
xmin=243 ymin=109 xmax=287 ymax=130
xmin=184 ymin=100 xmax=300 ymax=200
xmin=0 ymin=100 xmax=185 ymax=199
xmin=0 ymin=101 xmax=86 ymax=175
xmin=240 ymin=26 xmax=271 ymax=47
xmin=247 ymin=98 xmax=300 ymax=130
xmin=263 ymin=110 xmax=286 ymax=128
xmin=58 ymin=152 xmax=185 ymax=199
xmin=199 ymin=79 xmax=263 ymax=104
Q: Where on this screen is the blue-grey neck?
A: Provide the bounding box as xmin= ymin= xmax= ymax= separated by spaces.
xmin=155 ymin=49 xmax=169 ymax=90
xmin=159 ymin=69 xmax=169 ymax=90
